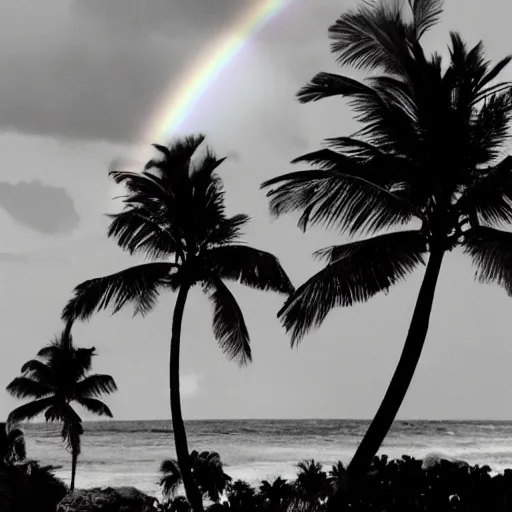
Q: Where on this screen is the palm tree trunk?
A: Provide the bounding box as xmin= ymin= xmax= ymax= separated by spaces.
xmin=170 ymin=284 xmax=204 ymax=512
xmin=70 ymin=450 xmax=77 ymax=491
xmin=347 ymin=247 xmax=445 ymax=482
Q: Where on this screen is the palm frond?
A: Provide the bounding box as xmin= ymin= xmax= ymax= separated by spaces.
xmin=297 ymin=72 xmax=417 ymax=156
xmin=469 ymin=91 xmax=512 ymax=166
xmin=204 ymin=244 xmax=294 ymax=295
xmin=463 ymin=226 xmax=512 ymax=295
xmin=44 ymin=403 xmax=81 ymax=424
xmin=204 ymin=278 xmax=251 ymax=366
xmin=109 ymin=168 xmax=170 ymax=205
xmin=279 ymin=230 xmax=426 ymax=345
xmin=6 ymin=377 xmax=52 ymax=399
xmin=76 ymin=397 xmax=113 ymax=417
xmin=7 ymin=397 xmax=55 ymax=424
xmin=410 ymin=0 xmax=444 ymax=40
xmin=160 ymin=458 xmax=180 ymax=474
xmin=62 ymin=262 xmax=177 ymax=322
xmin=328 ymin=0 xmax=412 ymax=74
xmin=160 ymin=459 xmax=182 ymax=500
xmin=107 ymin=208 xmax=185 ymax=261
xmin=19 ymin=360 xmax=54 ymax=386
xmin=325 ymin=137 xmax=384 ymax=158
xmin=478 ymin=55 xmax=512 ymax=91
xmin=202 ymin=213 xmax=250 ymax=249
xmin=150 ymin=135 xmax=205 ymax=174
xmin=458 ymin=156 xmax=512 ymax=225
xmin=75 ymin=374 xmax=117 ymax=399
xmin=262 ymin=167 xmax=416 ymax=236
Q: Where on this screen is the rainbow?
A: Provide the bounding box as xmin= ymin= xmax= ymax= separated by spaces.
xmin=141 ymin=0 xmax=292 ymax=146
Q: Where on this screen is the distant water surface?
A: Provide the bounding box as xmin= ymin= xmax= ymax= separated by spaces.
xmin=24 ymin=420 xmax=512 ymax=496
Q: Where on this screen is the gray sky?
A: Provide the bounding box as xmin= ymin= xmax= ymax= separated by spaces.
xmin=1 ymin=0 xmax=512 ymax=421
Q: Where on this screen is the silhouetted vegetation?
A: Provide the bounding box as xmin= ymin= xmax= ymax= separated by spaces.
xmin=0 ymin=424 xmax=67 ymax=512
xmin=161 ymin=450 xmax=232 ymax=505
xmin=5 ymin=0 xmax=512 ymax=509
xmin=61 ymin=135 xmax=293 ymax=511
xmin=261 ymin=0 xmax=512 ymax=489
xmin=160 ymin=456 xmax=512 ymax=512
xmin=5 ymin=327 xmax=117 ymax=490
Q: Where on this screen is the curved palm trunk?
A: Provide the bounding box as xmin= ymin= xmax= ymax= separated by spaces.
xmin=170 ymin=285 xmax=204 ymax=512
xmin=70 ymin=450 xmax=78 ymax=491
xmin=347 ymin=248 xmax=445 ymax=483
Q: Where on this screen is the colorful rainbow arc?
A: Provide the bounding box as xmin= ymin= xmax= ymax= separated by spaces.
xmin=141 ymin=0 xmax=292 ymax=147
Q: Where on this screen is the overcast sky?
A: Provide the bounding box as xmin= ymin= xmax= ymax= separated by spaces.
xmin=1 ymin=0 xmax=512 ymax=421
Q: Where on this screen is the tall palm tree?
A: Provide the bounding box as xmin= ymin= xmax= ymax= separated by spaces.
xmin=262 ymin=0 xmax=512 ymax=486
xmin=6 ymin=328 xmax=117 ymax=490
xmin=61 ymin=135 xmax=294 ymax=512
xmin=160 ymin=450 xmax=232 ymax=504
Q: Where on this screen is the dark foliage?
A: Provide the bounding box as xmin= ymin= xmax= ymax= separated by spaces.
xmin=160 ymin=450 xmax=232 ymax=504
xmin=0 ymin=423 xmax=25 ymax=468
xmin=0 ymin=461 xmax=67 ymax=512
xmin=63 ymin=135 xmax=294 ymax=366
xmin=167 ymin=456 xmax=512 ymax=512
xmin=5 ymin=328 xmax=117 ymax=489
xmin=261 ymin=0 xmax=512 ymax=345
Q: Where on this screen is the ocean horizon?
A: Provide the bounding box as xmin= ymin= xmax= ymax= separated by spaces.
xmin=22 ymin=419 xmax=512 ymax=497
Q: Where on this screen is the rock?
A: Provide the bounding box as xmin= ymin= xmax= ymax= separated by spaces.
xmin=57 ymin=487 xmax=158 ymax=512
xmin=421 ymin=453 xmax=469 ymax=470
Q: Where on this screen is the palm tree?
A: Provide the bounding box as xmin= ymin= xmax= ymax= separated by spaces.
xmin=259 ymin=476 xmax=293 ymax=511
xmin=262 ymin=0 xmax=512 ymax=487
xmin=328 ymin=462 xmax=347 ymax=496
xmin=0 ymin=423 xmax=25 ymax=467
xmin=61 ymin=135 xmax=294 ymax=512
xmin=293 ymin=460 xmax=330 ymax=511
xmin=6 ymin=328 xmax=117 ymax=490
xmin=160 ymin=450 xmax=232 ymax=504
xmin=226 ymin=480 xmax=258 ymax=511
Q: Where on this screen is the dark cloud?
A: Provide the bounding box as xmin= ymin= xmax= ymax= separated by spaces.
xmin=0 ymin=0 xmax=339 ymax=145
xmin=0 ymin=181 xmax=80 ymax=235
xmin=0 ymin=0 xmax=250 ymax=144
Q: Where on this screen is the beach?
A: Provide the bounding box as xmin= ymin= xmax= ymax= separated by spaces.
xmin=23 ymin=419 xmax=512 ymax=497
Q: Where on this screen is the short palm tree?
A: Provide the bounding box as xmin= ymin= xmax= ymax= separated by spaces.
xmin=226 ymin=480 xmax=258 ymax=511
xmin=259 ymin=476 xmax=293 ymax=512
xmin=6 ymin=328 xmax=117 ymax=490
xmin=61 ymin=135 xmax=294 ymax=512
xmin=293 ymin=460 xmax=330 ymax=511
xmin=160 ymin=450 xmax=232 ymax=504
xmin=262 ymin=0 xmax=512 ymax=487
xmin=0 ymin=423 xmax=25 ymax=467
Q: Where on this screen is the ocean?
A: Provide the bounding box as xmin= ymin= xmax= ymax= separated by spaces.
xmin=23 ymin=420 xmax=512 ymax=497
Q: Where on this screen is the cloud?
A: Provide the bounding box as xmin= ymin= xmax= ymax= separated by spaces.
xmin=0 ymin=0 xmax=248 ymax=144
xmin=0 ymin=180 xmax=80 ymax=235
xmin=0 ymin=253 xmax=33 ymax=263
xmin=0 ymin=0 xmax=339 ymax=145
xmin=181 ymin=373 xmax=202 ymax=398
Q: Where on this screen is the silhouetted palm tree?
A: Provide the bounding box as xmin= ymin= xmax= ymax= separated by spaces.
xmin=259 ymin=476 xmax=293 ymax=511
xmin=293 ymin=460 xmax=330 ymax=511
xmin=328 ymin=461 xmax=347 ymax=496
xmin=226 ymin=480 xmax=258 ymax=512
xmin=160 ymin=450 xmax=232 ymax=504
xmin=0 ymin=423 xmax=25 ymax=467
xmin=262 ymin=0 xmax=512 ymax=486
xmin=61 ymin=135 xmax=294 ymax=512
xmin=6 ymin=328 xmax=117 ymax=490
